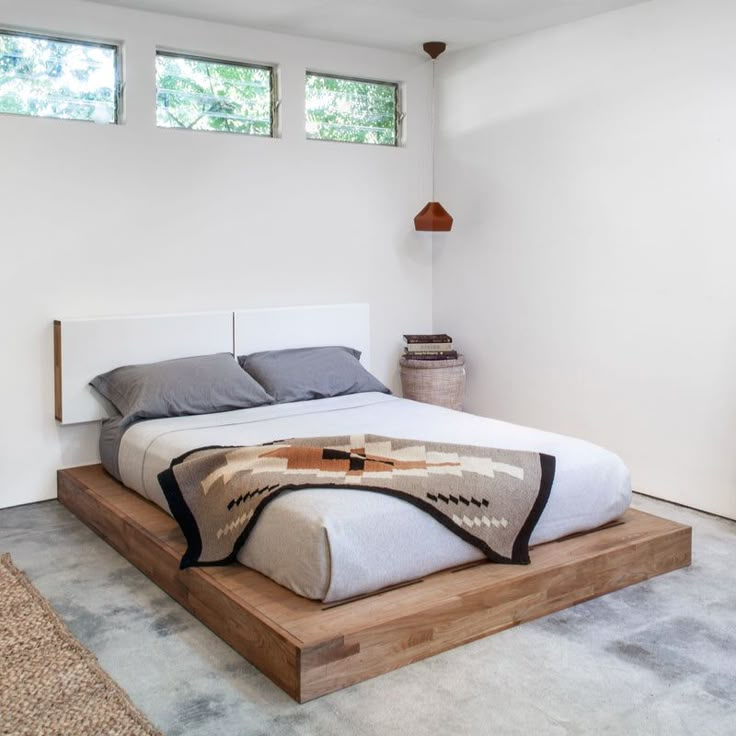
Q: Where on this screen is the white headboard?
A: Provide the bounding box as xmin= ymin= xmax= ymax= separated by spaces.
xmin=54 ymin=304 xmax=370 ymax=425
xmin=54 ymin=312 xmax=234 ymax=425
xmin=234 ymin=304 xmax=370 ymax=368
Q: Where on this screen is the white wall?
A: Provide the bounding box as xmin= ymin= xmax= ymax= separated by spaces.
xmin=434 ymin=0 xmax=736 ymax=519
xmin=0 ymin=0 xmax=434 ymax=508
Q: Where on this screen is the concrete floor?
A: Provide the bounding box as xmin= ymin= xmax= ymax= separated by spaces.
xmin=1 ymin=493 xmax=734 ymax=736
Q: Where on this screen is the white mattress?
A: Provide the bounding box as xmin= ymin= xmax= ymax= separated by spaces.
xmin=118 ymin=393 xmax=631 ymax=602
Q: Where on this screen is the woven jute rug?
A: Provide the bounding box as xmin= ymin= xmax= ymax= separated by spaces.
xmin=0 ymin=553 xmax=162 ymax=736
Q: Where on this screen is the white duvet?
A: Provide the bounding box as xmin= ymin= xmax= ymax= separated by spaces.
xmin=118 ymin=393 xmax=631 ymax=602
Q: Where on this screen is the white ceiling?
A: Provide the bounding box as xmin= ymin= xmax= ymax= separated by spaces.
xmin=88 ymin=0 xmax=649 ymax=53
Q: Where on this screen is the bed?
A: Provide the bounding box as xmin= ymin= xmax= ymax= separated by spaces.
xmin=110 ymin=392 xmax=631 ymax=602
xmin=54 ymin=304 xmax=691 ymax=701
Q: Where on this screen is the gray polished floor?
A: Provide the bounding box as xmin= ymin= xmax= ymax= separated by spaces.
xmin=1 ymin=493 xmax=734 ymax=736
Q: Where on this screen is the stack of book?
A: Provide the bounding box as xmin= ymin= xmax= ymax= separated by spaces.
xmin=402 ymin=334 xmax=458 ymax=361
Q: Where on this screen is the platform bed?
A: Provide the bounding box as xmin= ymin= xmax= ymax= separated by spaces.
xmin=58 ymin=464 xmax=692 ymax=703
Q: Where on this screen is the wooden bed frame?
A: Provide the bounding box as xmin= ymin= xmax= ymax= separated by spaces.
xmin=58 ymin=464 xmax=692 ymax=703
xmin=53 ymin=306 xmax=692 ymax=701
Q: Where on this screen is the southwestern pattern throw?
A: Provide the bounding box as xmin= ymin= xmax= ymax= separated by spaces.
xmin=159 ymin=435 xmax=555 ymax=569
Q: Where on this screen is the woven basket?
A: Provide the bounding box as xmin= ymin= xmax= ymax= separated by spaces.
xmin=400 ymin=354 xmax=465 ymax=411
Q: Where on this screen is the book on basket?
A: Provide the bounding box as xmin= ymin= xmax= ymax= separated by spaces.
xmin=403 ymin=350 xmax=459 ymax=361
xmin=405 ymin=342 xmax=454 ymax=352
xmin=402 ymin=333 xmax=452 ymax=344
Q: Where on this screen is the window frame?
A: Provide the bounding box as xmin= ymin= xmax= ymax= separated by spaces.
xmin=155 ymin=49 xmax=277 ymax=138
xmin=305 ymin=70 xmax=402 ymax=147
xmin=0 ymin=27 xmax=122 ymax=124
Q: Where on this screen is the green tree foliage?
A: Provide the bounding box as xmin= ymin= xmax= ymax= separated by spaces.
xmin=305 ymin=74 xmax=397 ymax=146
xmin=0 ymin=32 xmax=116 ymax=123
xmin=156 ymin=55 xmax=272 ymax=136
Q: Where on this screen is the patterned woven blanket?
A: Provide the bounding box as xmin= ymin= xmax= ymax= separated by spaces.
xmin=158 ymin=434 xmax=555 ymax=569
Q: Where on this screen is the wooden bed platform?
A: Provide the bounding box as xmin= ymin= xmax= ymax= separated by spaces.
xmin=58 ymin=464 xmax=692 ymax=703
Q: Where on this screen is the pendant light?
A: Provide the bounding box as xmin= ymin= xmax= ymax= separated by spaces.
xmin=414 ymin=41 xmax=453 ymax=232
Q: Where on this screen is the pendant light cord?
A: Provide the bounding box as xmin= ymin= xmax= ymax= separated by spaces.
xmin=431 ymin=57 xmax=436 ymax=201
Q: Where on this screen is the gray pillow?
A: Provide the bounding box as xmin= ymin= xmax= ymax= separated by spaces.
xmin=238 ymin=346 xmax=390 ymax=404
xmin=90 ymin=353 xmax=274 ymax=420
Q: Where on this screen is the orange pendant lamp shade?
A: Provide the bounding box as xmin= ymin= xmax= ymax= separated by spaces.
xmin=414 ymin=201 xmax=453 ymax=231
xmin=415 ymin=41 xmax=453 ymax=232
